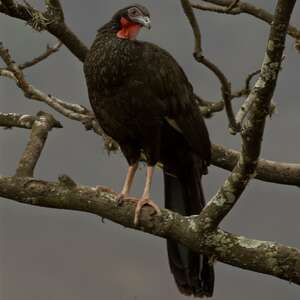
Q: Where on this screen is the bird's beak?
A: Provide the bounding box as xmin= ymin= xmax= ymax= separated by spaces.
xmin=131 ymin=16 xmax=151 ymax=29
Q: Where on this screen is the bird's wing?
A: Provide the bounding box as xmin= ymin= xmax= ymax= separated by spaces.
xmin=129 ymin=41 xmax=211 ymax=163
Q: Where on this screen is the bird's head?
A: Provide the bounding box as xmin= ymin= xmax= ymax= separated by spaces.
xmin=112 ymin=4 xmax=151 ymax=40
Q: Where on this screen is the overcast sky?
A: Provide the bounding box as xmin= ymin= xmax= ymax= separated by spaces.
xmin=1 ymin=1 xmax=300 ymax=299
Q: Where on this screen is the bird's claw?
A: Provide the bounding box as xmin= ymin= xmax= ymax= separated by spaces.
xmin=116 ymin=193 xmax=126 ymax=206
xmin=134 ymin=198 xmax=161 ymax=225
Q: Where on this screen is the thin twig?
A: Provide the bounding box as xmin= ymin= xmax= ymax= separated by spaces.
xmin=19 ymin=42 xmax=62 ymax=70
xmin=191 ymin=2 xmax=240 ymax=14
xmin=180 ymin=0 xmax=202 ymax=55
xmin=225 ymin=0 xmax=240 ymax=12
xmin=0 ymin=41 xmax=118 ymax=151
xmin=192 ymin=0 xmax=300 ymax=41
xmin=180 ymin=0 xmax=238 ymax=132
xmin=0 ymin=43 xmax=90 ymax=124
xmin=200 ymin=56 xmax=238 ymax=132
xmin=232 ymin=69 xmax=261 ymax=98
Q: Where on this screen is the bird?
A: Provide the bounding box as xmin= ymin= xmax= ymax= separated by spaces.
xmin=84 ymin=4 xmax=214 ymax=297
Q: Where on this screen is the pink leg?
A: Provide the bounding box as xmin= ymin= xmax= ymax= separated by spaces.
xmin=117 ymin=162 xmax=139 ymax=204
xmin=134 ymin=166 xmax=161 ymax=225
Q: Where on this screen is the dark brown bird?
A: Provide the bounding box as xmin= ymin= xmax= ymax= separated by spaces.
xmin=84 ymin=4 xmax=214 ymax=297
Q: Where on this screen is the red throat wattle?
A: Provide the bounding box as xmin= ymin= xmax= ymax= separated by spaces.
xmin=117 ymin=17 xmax=142 ymax=40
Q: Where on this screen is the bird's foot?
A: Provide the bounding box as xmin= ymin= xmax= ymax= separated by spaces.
xmin=134 ymin=198 xmax=161 ymax=225
xmin=116 ymin=193 xmax=128 ymax=206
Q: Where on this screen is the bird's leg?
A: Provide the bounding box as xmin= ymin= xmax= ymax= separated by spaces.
xmin=117 ymin=162 xmax=139 ymax=205
xmin=134 ymin=166 xmax=161 ymax=225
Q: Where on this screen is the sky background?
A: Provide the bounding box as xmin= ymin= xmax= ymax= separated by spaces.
xmin=1 ymin=0 xmax=300 ymax=299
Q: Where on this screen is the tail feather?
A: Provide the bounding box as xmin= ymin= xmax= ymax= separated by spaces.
xmin=164 ymin=165 xmax=214 ymax=297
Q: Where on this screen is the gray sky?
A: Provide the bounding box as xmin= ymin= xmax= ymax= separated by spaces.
xmin=1 ymin=1 xmax=300 ymax=299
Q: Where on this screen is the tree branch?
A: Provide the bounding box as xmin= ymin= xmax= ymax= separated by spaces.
xmin=0 ymin=174 xmax=299 ymax=285
xmin=199 ymin=0 xmax=296 ymax=228
xmin=0 ymin=112 xmax=36 ymax=129
xmin=211 ymin=144 xmax=300 ymax=187
xmin=0 ymin=1 xmax=300 ymax=289
xmin=15 ymin=111 xmax=62 ymax=177
xmin=231 ymin=68 xmax=260 ymax=98
xmin=19 ymin=41 xmax=62 ymax=70
xmin=0 ymin=42 xmax=92 ymax=124
xmin=0 ymin=1 xmax=88 ymax=62
xmin=180 ymin=0 xmax=239 ymax=132
xmin=192 ymin=0 xmax=300 ymax=43
xmin=1 ymin=40 xmax=298 ymax=186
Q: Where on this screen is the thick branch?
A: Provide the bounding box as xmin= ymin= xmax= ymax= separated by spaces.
xmin=15 ymin=112 xmax=62 ymax=177
xmin=200 ymin=0 xmax=296 ymax=227
xmin=0 ymin=112 xmax=36 ymax=129
xmin=0 ymin=175 xmax=299 ymax=285
xmin=0 ymin=1 xmax=88 ymax=62
xmin=211 ymin=144 xmax=300 ymax=187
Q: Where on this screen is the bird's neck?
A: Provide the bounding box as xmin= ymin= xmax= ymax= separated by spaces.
xmin=88 ymin=20 xmax=143 ymax=88
xmin=117 ymin=17 xmax=142 ymax=40
xmin=98 ymin=19 xmax=141 ymax=41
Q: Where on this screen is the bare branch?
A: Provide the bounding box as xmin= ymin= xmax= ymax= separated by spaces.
xmin=192 ymin=0 xmax=241 ymax=13
xmin=180 ymin=0 xmax=239 ymax=132
xmin=0 ymin=42 xmax=92 ymax=124
xmin=0 ymin=175 xmax=299 ymax=285
xmin=200 ymin=0 xmax=296 ymax=228
xmin=180 ymin=0 xmax=203 ymax=55
xmin=225 ymin=0 xmax=239 ymax=12
xmin=19 ymin=42 xmax=62 ymax=70
xmin=190 ymin=2 xmax=240 ymax=14
xmin=212 ymin=144 xmax=300 ymax=187
xmin=200 ymin=101 xmax=225 ymax=117
xmin=0 ymin=67 xmax=16 ymax=80
xmin=199 ymin=56 xmax=238 ymax=132
xmin=0 ymin=1 xmax=299 ymax=292
xmin=15 ymin=111 xmax=62 ymax=177
xmin=0 ymin=112 xmax=36 ymax=129
xmin=0 ymin=1 xmax=88 ymax=62
xmin=0 ymin=41 xmax=119 ymax=151
xmin=192 ymin=0 xmax=300 ymax=43
xmin=1 ymin=39 xmax=297 ymax=186
xmin=231 ymin=68 xmax=260 ymax=98
xmin=235 ymin=93 xmax=255 ymax=127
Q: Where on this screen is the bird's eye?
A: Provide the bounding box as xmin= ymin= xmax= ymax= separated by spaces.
xmin=130 ymin=8 xmax=139 ymax=16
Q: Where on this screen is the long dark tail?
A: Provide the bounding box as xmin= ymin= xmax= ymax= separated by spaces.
xmin=164 ymin=167 xmax=214 ymax=297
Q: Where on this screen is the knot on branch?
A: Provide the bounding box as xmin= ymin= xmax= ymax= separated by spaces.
xmin=58 ymin=175 xmax=77 ymax=189
xmin=36 ymin=111 xmax=62 ymax=129
xmin=193 ymin=51 xmax=204 ymax=62
xmin=226 ymin=0 xmax=240 ymax=12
